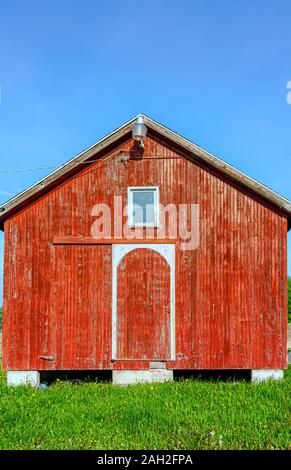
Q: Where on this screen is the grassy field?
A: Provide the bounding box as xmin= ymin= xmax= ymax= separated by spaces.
xmin=0 ymin=368 xmax=290 ymax=450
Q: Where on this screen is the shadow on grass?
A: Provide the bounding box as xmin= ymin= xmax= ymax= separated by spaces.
xmin=40 ymin=370 xmax=112 ymax=385
xmin=174 ymin=369 xmax=251 ymax=382
xmin=40 ymin=369 xmax=251 ymax=385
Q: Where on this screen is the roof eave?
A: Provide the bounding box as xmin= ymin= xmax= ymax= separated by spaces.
xmin=0 ymin=114 xmax=138 ymax=228
xmin=142 ymin=114 xmax=291 ymax=219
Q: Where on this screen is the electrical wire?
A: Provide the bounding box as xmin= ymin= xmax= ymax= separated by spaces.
xmin=0 ymin=152 xmax=180 ymax=174
xmin=0 ymin=166 xmax=57 ymax=174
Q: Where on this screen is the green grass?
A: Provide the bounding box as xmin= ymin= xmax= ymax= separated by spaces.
xmin=0 ymin=369 xmax=290 ymax=450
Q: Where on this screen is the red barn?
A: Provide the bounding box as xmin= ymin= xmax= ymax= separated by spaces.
xmin=1 ymin=114 xmax=290 ymax=386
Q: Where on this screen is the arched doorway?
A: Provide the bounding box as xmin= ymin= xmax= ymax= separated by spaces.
xmin=112 ymin=244 xmax=175 ymax=361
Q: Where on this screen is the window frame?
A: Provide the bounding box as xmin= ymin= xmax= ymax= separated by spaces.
xmin=127 ymin=186 xmax=160 ymax=228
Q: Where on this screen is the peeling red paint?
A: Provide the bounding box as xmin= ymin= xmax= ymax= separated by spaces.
xmin=2 ymin=135 xmax=288 ymax=371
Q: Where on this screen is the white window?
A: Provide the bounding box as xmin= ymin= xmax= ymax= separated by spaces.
xmin=128 ymin=186 xmax=159 ymax=227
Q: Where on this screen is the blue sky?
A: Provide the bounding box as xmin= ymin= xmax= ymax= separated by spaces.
xmin=0 ymin=0 xmax=290 ymax=302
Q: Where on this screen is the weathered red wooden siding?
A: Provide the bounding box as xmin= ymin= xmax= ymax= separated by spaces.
xmin=2 ymin=133 xmax=288 ymax=371
xmin=117 ymin=248 xmax=170 ymax=360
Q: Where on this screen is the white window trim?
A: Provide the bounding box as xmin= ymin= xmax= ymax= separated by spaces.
xmin=127 ymin=186 xmax=160 ymax=227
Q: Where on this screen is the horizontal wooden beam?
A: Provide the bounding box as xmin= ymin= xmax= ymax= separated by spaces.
xmin=53 ymin=236 xmax=177 ymax=245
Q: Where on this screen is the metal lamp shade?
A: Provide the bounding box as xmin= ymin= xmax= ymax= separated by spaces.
xmin=132 ymin=116 xmax=147 ymax=141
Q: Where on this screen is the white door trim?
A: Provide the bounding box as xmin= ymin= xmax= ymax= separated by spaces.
xmin=112 ymin=244 xmax=175 ymax=361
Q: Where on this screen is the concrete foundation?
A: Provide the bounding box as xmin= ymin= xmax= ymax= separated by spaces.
xmin=113 ymin=369 xmax=173 ymax=385
xmin=7 ymin=371 xmax=40 ymax=387
xmin=251 ymin=369 xmax=283 ymax=382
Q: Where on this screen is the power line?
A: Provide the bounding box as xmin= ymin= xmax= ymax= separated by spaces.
xmin=0 ymin=149 xmax=129 ymax=174
xmin=0 ymin=151 xmax=178 ymax=174
xmin=0 ymin=166 xmax=57 ymax=174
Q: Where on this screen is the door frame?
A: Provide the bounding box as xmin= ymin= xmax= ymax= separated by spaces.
xmin=112 ymin=243 xmax=175 ymax=361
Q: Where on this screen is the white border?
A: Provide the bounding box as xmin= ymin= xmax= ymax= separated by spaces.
xmin=127 ymin=186 xmax=160 ymax=227
xmin=112 ymin=244 xmax=175 ymax=361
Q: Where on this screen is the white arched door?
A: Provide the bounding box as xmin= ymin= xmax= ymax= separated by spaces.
xmin=112 ymin=244 xmax=175 ymax=361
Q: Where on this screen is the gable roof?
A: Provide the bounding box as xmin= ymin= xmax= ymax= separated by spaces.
xmin=1 ymin=113 xmax=291 ymax=229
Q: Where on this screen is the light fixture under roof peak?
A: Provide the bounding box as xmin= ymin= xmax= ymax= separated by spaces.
xmin=132 ymin=114 xmax=147 ymax=147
